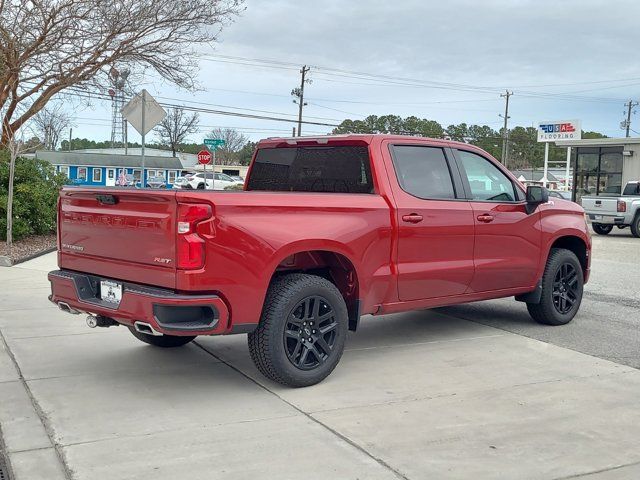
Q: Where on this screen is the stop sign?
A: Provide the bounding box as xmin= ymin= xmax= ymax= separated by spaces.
xmin=197 ymin=150 xmax=212 ymax=165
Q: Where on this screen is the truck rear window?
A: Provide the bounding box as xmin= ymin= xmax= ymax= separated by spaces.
xmin=246 ymin=146 xmax=374 ymax=193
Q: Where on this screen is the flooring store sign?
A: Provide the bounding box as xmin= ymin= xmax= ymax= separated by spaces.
xmin=537 ymin=120 xmax=582 ymax=142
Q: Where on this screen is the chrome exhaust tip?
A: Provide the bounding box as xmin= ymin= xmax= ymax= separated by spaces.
xmin=58 ymin=302 xmax=81 ymax=315
xmin=134 ymin=321 xmax=163 ymax=336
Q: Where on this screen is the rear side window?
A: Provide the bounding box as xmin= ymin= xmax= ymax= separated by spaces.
xmin=246 ymin=146 xmax=374 ymax=193
xmin=391 ymin=145 xmax=456 ymax=199
xmin=623 ymin=182 xmax=639 ymax=196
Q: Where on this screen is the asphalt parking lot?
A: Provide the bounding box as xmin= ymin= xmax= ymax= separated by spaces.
xmin=1 ymin=230 xmax=640 ymax=480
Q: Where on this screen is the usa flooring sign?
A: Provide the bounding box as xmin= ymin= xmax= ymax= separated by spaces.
xmin=537 ymin=120 xmax=582 ymax=142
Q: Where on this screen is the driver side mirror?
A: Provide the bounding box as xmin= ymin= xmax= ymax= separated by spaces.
xmin=526 ymin=185 xmax=549 ymax=213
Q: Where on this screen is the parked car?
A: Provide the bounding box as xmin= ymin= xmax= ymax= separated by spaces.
xmin=581 ymin=180 xmax=640 ymax=237
xmin=182 ymin=172 xmax=243 ymax=190
xmin=172 ymin=176 xmax=189 ymax=189
xmin=49 ymin=135 xmax=591 ymax=387
xmin=146 ymin=176 xmax=167 ymax=189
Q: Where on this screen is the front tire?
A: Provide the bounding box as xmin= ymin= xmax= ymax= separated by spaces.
xmin=128 ymin=327 xmax=196 ymax=348
xmin=592 ymin=223 xmax=613 ymax=235
xmin=527 ymin=248 xmax=583 ymax=326
xmin=248 ymin=273 xmax=348 ymax=387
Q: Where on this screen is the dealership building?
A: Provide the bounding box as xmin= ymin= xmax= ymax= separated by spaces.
xmin=555 ymin=137 xmax=640 ymax=202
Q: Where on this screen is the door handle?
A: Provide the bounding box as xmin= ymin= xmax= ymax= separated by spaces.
xmin=477 ymin=214 xmax=494 ymax=223
xmin=402 ymin=214 xmax=423 ymax=224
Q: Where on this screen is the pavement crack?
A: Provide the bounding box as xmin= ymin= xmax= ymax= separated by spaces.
xmin=345 ymin=333 xmax=505 ymax=352
xmin=193 ymin=340 xmax=411 ymax=480
xmin=0 ymin=328 xmax=74 ymax=480
xmin=552 ymin=459 xmax=640 ymax=479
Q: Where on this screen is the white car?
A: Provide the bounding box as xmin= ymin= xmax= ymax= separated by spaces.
xmin=181 ymin=172 xmax=243 ymax=190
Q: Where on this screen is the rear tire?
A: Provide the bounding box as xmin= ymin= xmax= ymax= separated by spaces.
xmin=630 ymin=214 xmax=640 ymax=238
xmin=128 ymin=327 xmax=196 ymax=348
xmin=527 ymin=248 xmax=583 ymax=326
xmin=196 ymin=183 xmax=205 ymax=190
xmin=592 ymin=223 xmax=613 ymax=235
xmin=248 ymin=273 xmax=348 ymax=387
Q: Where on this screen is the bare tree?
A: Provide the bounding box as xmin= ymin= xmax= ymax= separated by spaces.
xmin=0 ymin=0 xmax=243 ymax=146
xmin=33 ymin=104 xmax=71 ymax=150
xmin=209 ymin=127 xmax=249 ymax=165
xmin=155 ymin=108 xmax=199 ymax=157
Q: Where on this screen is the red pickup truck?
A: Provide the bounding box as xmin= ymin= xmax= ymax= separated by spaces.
xmin=49 ymin=135 xmax=591 ymax=387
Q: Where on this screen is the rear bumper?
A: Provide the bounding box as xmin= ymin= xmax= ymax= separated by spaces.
xmin=585 ymin=213 xmax=628 ymax=225
xmin=48 ymin=270 xmax=231 ymax=336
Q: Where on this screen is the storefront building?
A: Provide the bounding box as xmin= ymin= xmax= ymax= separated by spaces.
xmin=555 ymin=138 xmax=640 ymax=202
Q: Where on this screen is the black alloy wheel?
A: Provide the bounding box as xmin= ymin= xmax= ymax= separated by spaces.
xmin=527 ymin=248 xmax=583 ymax=326
xmin=283 ymin=295 xmax=338 ymax=370
xmin=248 ymin=273 xmax=348 ymax=387
xmin=551 ymin=263 xmax=579 ymax=314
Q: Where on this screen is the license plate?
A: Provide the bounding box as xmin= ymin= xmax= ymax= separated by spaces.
xmin=100 ymin=280 xmax=122 ymax=305
xmin=592 ymin=215 xmax=603 ymax=220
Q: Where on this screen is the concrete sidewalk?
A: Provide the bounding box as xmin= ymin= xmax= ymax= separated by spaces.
xmin=1 ymin=253 xmax=640 ymax=479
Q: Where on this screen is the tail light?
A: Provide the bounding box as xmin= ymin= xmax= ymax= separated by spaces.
xmin=177 ymin=203 xmax=212 ymax=269
xmin=617 ymin=200 xmax=627 ymax=212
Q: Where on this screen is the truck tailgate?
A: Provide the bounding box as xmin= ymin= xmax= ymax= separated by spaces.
xmin=58 ymin=187 xmax=178 ymax=289
xmin=581 ymin=196 xmax=619 ymax=214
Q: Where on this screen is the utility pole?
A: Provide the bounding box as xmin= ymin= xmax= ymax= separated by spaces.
xmin=292 ymin=65 xmax=311 ymax=136
xmin=499 ymin=90 xmax=513 ymax=168
xmin=623 ymin=100 xmax=638 ymax=137
xmin=68 ymin=128 xmax=72 ymax=151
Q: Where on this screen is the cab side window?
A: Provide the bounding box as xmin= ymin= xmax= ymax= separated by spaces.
xmin=457 ymin=150 xmax=517 ymax=202
xmin=391 ymin=145 xmax=456 ymax=200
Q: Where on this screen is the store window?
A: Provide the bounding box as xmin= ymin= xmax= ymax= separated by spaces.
xmin=77 ymin=167 xmax=87 ymax=181
xmin=574 ymin=147 xmax=623 ymax=202
xmin=92 ymin=168 xmax=102 ymax=183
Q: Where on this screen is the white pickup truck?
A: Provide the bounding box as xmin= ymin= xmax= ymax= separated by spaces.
xmin=581 ymin=181 xmax=640 ymax=237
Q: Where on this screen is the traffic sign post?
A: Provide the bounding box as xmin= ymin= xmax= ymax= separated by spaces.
xmin=122 ymin=90 xmax=166 ymax=187
xmin=202 ymin=139 xmax=225 ymax=190
xmin=204 ymin=138 xmax=226 ymax=148
xmin=197 ymin=150 xmax=213 ymax=189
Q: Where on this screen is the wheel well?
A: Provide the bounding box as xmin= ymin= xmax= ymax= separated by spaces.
xmin=272 ymin=250 xmax=360 ymax=331
xmin=550 ymin=236 xmax=588 ymax=274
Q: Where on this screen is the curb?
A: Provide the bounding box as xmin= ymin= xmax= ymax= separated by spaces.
xmin=0 ymin=247 xmax=57 ymax=267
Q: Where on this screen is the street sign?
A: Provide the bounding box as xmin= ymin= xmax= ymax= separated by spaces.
xmin=537 ymin=119 xmax=581 ymax=142
xmin=204 ymin=138 xmax=226 ymax=149
xmin=122 ymin=89 xmax=166 ymax=136
xmin=197 ymin=150 xmax=212 ymax=165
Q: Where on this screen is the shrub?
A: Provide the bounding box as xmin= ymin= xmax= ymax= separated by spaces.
xmin=224 ymin=183 xmax=244 ymax=191
xmin=0 ymin=151 xmax=68 ymax=241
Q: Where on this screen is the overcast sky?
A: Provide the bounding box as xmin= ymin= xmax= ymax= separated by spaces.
xmin=72 ymin=0 xmax=640 ymax=144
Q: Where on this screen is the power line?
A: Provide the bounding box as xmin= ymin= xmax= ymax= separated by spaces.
xmin=20 ymin=81 xmax=341 ymax=128
xmin=200 ymin=53 xmax=630 ymax=103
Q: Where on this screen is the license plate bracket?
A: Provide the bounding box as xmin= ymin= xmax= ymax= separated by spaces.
xmin=100 ymin=280 xmax=122 ymax=305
